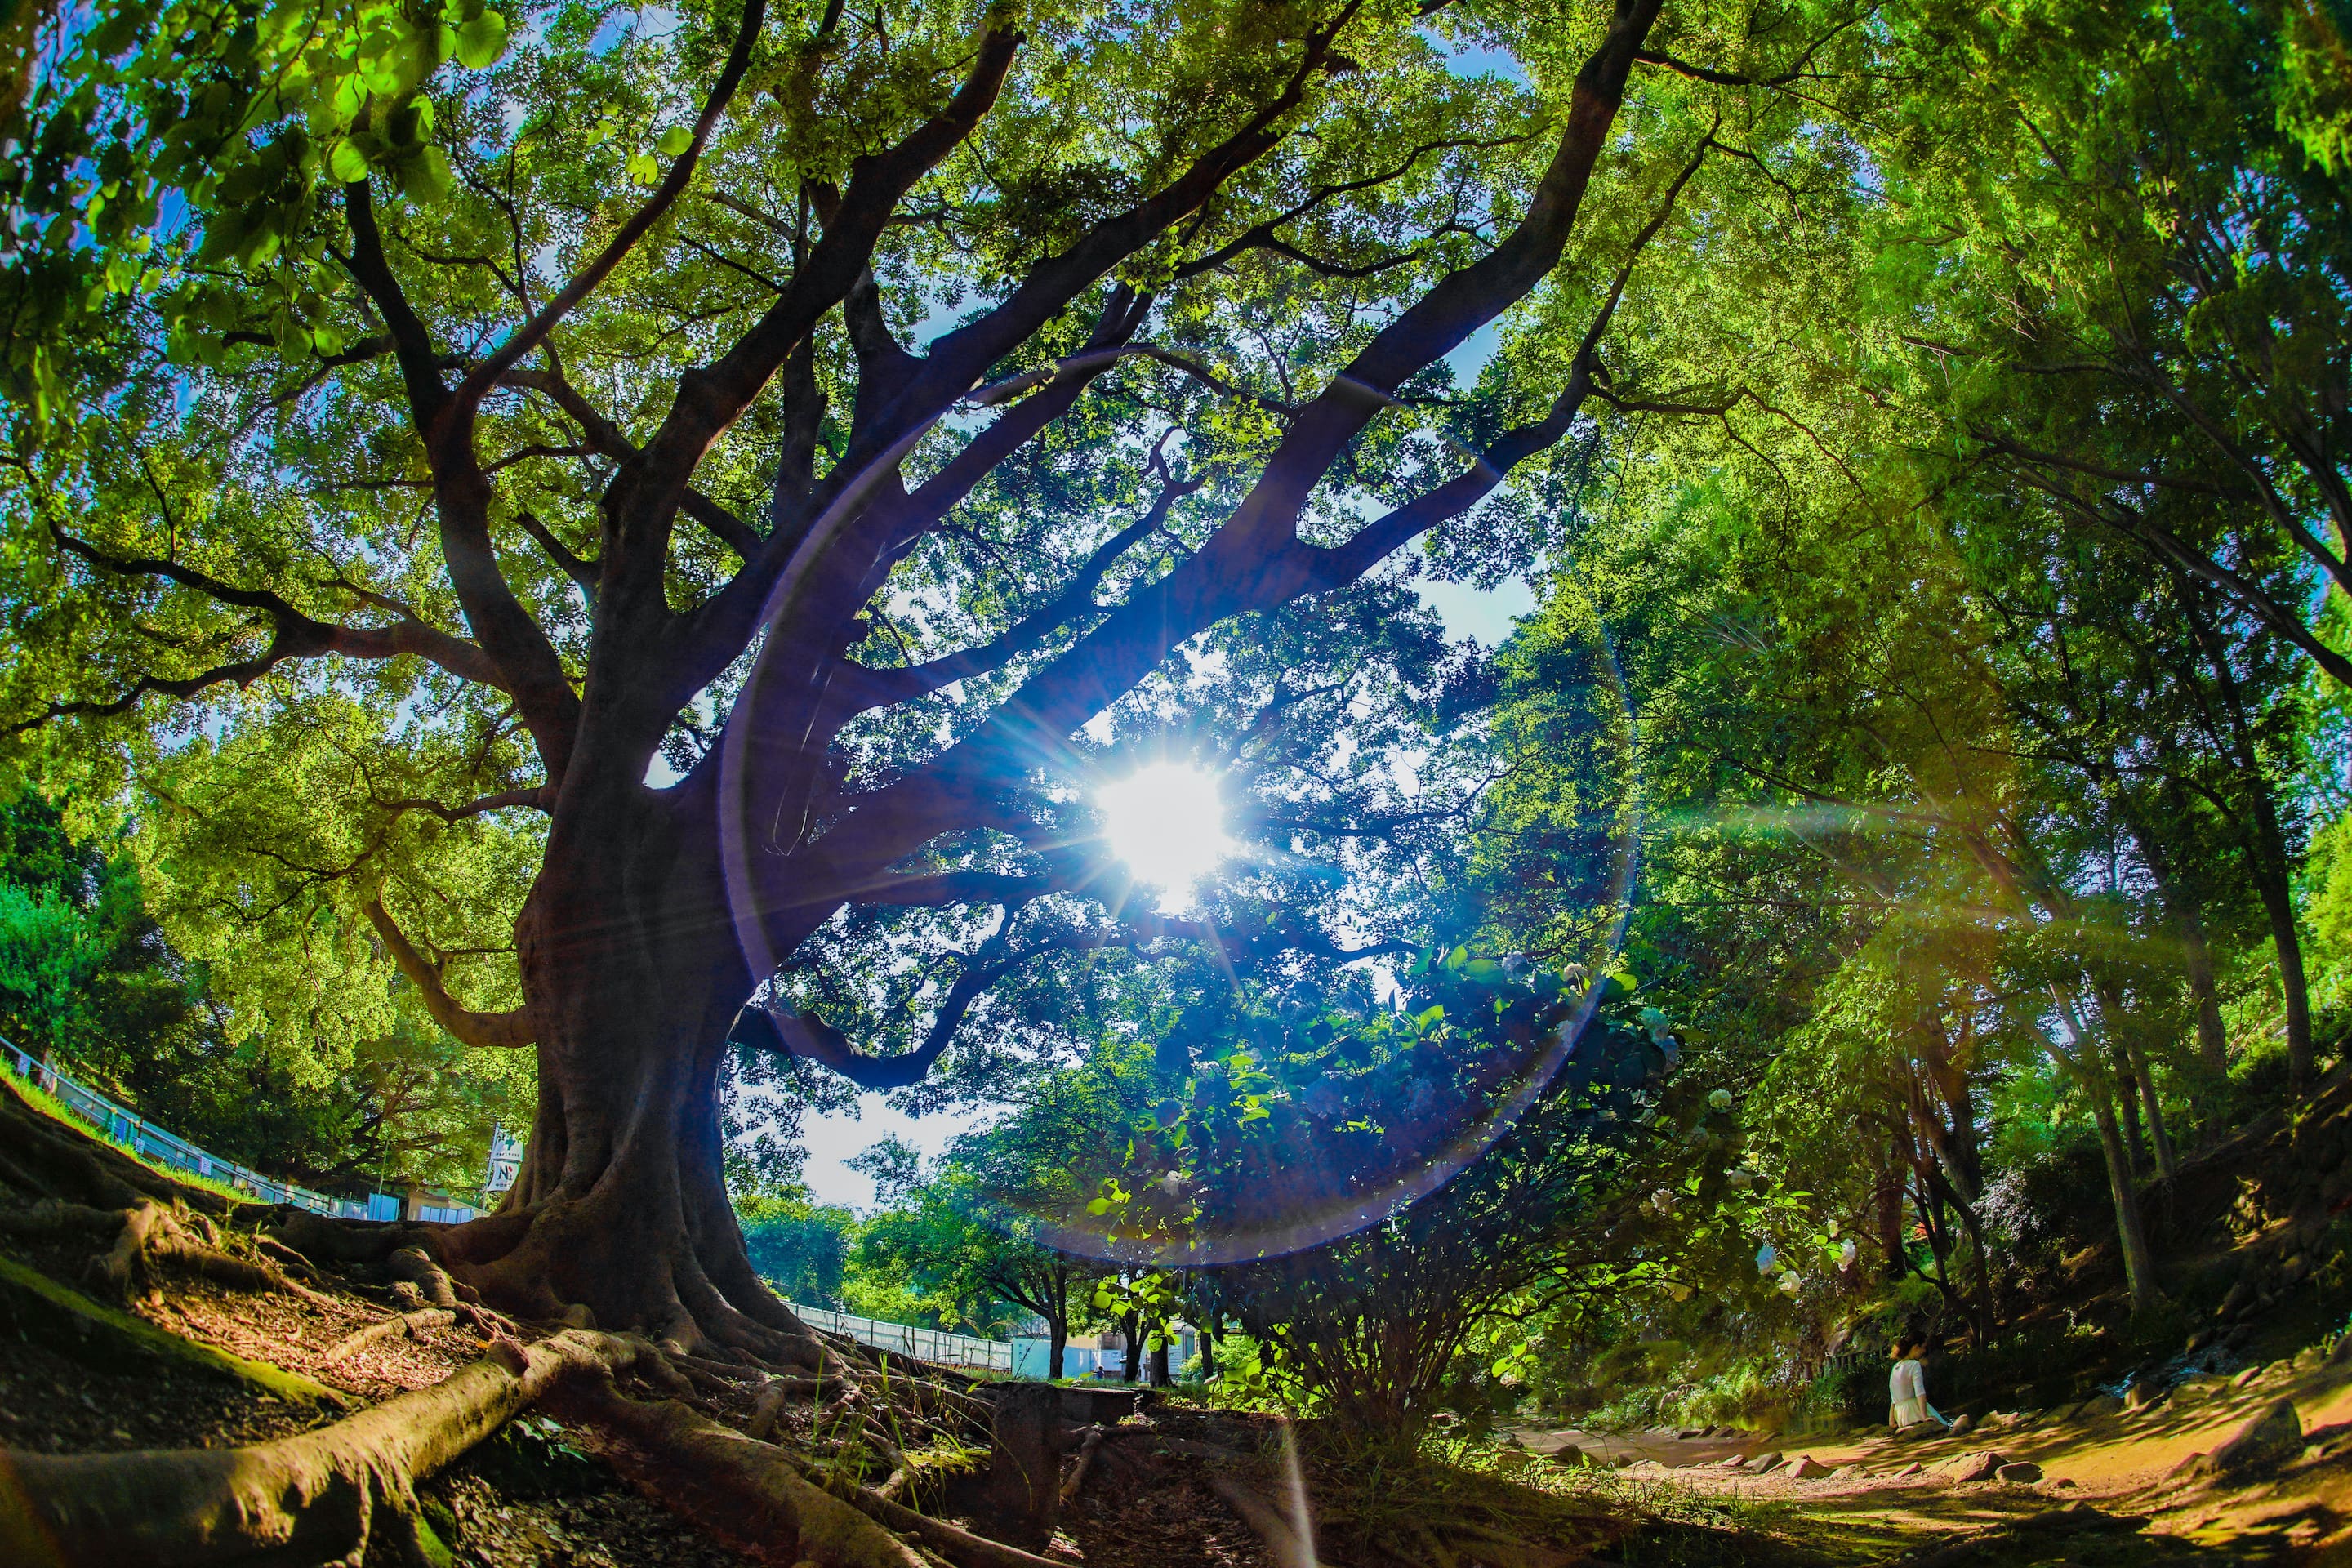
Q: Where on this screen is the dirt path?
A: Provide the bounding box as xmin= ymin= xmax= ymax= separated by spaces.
xmin=1505 ymin=1355 xmax=2352 ymax=1562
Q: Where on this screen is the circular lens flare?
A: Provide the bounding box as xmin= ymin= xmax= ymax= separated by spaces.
xmin=1097 ymin=763 xmax=1232 ymax=912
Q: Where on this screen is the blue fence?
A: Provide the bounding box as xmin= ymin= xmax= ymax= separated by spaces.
xmin=784 ymin=1298 xmax=1014 ymax=1372
xmin=2 ymin=1038 xmax=380 ymax=1219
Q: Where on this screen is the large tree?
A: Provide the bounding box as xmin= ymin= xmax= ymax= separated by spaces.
xmin=0 ymin=0 xmax=1871 ymax=1351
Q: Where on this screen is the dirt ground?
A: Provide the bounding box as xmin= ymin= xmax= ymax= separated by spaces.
xmin=1502 ymin=1350 xmax=2352 ymax=1564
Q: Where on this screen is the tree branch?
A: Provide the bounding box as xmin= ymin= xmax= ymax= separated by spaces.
xmin=363 ymin=900 xmax=535 ymax=1049
xmin=457 ymin=0 xmax=771 ymax=408
xmin=50 ymin=528 xmax=514 ymax=693
xmin=501 ymin=365 xmax=759 ymax=556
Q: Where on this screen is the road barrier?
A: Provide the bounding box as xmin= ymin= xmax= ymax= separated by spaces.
xmin=1 ymin=1039 xmax=375 ymax=1219
xmin=784 ymin=1298 xmax=1013 ymax=1372
xmin=2 ymin=1038 xmax=1014 ymax=1367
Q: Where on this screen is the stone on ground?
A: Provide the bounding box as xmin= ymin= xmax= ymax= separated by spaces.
xmin=1939 ymin=1450 xmax=2007 ymax=1483
xmin=1892 ymin=1463 xmax=1923 ymax=1478
xmin=1778 ymin=1454 xmax=1831 ymax=1479
xmin=1949 ymin=1413 xmax=1976 ymax=1436
xmin=1549 ymin=1443 xmax=1584 ymax=1468
xmin=2212 ymin=1400 xmax=2303 ymax=1477
xmin=2077 ymin=1393 xmax=2125 ymax=1419
xmin=1995 ymin=1461 xmax=2042 ymax=1483
xmin=2126 ymin=1379 xmax=2164 ymax=1410
xmin=1741 ymin=1450 xmax=1783 ymax=1474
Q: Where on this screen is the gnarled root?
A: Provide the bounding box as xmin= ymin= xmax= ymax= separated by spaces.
xmin=0 ymin=1071 xmax=244 ymax=1219
xmin=322 ymin=1307 xmax=459 ymax=1364
xmin=0 ymin=1328 xmax=638 ymax=1566
xmin=0 ymin=1253 xmax=343 ymax=1404
xmin=554 ymin=1378 xmax=930 ymax=1568
xmin=99 ymin=1198 xmax=342 ymax=1307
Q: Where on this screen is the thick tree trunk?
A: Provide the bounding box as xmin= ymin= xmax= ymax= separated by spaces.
xmin=1118 ymin=1311 xmax=1141 ymax=1383
xmin=1876 ymin=1138 xmax=1908 ymax=1283
xmin=431 ymin=782 xmax=818 ymax=1365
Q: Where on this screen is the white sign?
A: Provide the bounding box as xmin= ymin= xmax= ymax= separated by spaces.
xmin=484 ymin=1125 xmax=524 ymax=1194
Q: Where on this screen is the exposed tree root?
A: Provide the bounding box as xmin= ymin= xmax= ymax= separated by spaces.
xmin=0 ymin=1251 xmax=343 ymax=1403
xmin=388 ymin=1244 xmax=473 ymax=1308
xmin=0 ymin=1328 xmax=636 ymax=1566
xmin=836 ymin=1480 xmax=1066 ymax=1568
xmin=87 ymin=1197 xmax=343 ymax=1307
xmin=566 ymin=1372 xmax=1062 ymax=1568
xmin=323 ymin=1307 xmax=459 ymax=1364
xmin=1060 ymin=1427 xmax=1105 ymax=1501
xmin=554 ymin=1378 xmax=932 ymax=1568
xmin=0 ymin=1071 xmax=243 ymax=1219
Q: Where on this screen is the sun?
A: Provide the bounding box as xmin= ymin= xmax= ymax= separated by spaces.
xmin=1096 ymin=763 xmax=1232 ymax=911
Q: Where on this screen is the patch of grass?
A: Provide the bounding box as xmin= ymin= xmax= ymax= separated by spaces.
xmin=5 ymin=1067 xmax=254 ymax=1205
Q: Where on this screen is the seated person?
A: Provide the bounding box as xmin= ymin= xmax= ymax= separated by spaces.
xmin=1888 ymin=1339 xmax=1949 ymax=1432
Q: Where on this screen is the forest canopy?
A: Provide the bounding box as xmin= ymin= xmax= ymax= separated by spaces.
xmin=1 ymin=0 xmax=2350 ymax=1479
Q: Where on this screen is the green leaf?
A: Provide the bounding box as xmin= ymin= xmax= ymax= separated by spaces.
xmin=626 ymin=152 xmax=658 ymax=185
xmin=656 ymin=125 xmax=693 ymax=157
xmin=328 ymin=140 xmax=370 ymax=184
xmin=454 ymin=11 xmax=509 ymax=69
xmin=398 ymin=145 xmax=452 ymax=205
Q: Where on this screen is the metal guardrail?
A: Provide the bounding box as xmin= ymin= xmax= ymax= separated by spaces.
xmin=2 ymin=1039 xmax=1010 ymax=1366
xmin=786 ymin=1298 xmax=1013 ymax=1371
xmin=1 ymin=1039 xmax=375 ymax=1219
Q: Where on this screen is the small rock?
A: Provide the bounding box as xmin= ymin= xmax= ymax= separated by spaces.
xmin=1779 ymin=1455 xmax=1831 ymax=1479
xmin=2212 ymin=1399 xmax=2303 ymax=1477
xmin=2232 ymin=1365 xmax=2265 ymax=1389
xmin=2126 ymin=1379 xmax=2165 ymax=1410
xmin=1949 ymin=1413 xmax=1976 ymax=1437
xmin=1940 ymin=1450 xmax=2007 ymax=1483
xmin=1675 ymin=1427 xmax=1705 ymax=1440
xmin=2294 ymin=1346 xmax=2322 ymax=1373
xmin=1892 ymin=1463 xmax=1923 ymax=1478
xmin=1741 ymin=1450 xmax=1783 ymax=1474
xmin=1995 ymin=1461 xmax=2042 ymax=1483
xmin=2078 ymin=1393 xmax=2126 ymax=1419
xmin=2166 ymin=1450 xmax=2211 ymax=1481
xmin=2052 ymin=1477 xmax=2077 ymax=1489
xmin=1830 ymin=1463 xmax=1865 ymax=1480
xmin=2046 ymin=1401 xmax=2082 ymax=1423
xmin=1715 ymin=1455 xmax=1746 ymax=1468
xmin=1549 ymin=1444 xmax=1584 ymax=1468
xmin=2330 ymin=1335 xmax=2352 ymax=1367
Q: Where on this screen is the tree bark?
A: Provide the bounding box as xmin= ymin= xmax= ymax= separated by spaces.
xmin=2112 ymin=1040 xmax=2149 ymax=1175
xmin=2248 ymin=783 xmax=2315 ymax=1091
xmin=1876 ymin=1137 xmax=1908 ymax=1283
xmin=2087 ymin=1078 xmax=2161 ymax=1313
xmin=428 ymin=780 xmax=822 ymax=1364
xmin=2132 ymin=804 xmax=2230 ymax=1079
